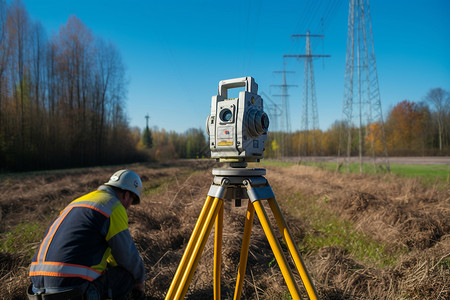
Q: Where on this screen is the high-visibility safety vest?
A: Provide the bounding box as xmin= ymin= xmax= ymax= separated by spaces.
xmin=30 ymin=186 xmax=145 ymax=289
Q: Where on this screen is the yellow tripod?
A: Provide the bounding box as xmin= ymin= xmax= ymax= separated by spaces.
xmin=165 ymin=167 xmax=318 ymax=300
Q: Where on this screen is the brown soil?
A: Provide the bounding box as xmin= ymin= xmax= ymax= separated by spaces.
xmin=0 ymin=160 xmax=448 ymax=299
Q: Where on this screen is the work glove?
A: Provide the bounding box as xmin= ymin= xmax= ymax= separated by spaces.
xmin=130 ymin=287 xmax=145 ymax=300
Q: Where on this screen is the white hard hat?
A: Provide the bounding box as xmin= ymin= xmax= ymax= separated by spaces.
xmin=104 ymin=169 xmax=142 ymax=204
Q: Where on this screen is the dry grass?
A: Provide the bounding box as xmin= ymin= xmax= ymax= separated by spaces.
xmin=0 ymin=160 xmax=448 ymax=299
xmin=265 ymin=164 xmax=449 ymax=299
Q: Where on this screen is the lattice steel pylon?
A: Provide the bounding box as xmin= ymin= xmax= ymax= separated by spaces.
xmin=339 ymin=0 xmax=390 ymax=173
xmin=272 ymin=67 xmax=297 ymax=156
xmin=261 ymin=92 xmax=281 ymax=133
xmin=272 ymin=68 xmax=296 ymax=133
xmin=261 ymin=92 xmax=283 ymax=157
xmin=285 ymin=31 xmax=329 ymax=156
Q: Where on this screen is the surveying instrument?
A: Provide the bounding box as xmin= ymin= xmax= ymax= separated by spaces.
xmin=165 ymin=77 xmax=318 ymax=299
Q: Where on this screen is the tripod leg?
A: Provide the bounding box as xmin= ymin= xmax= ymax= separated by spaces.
xmin=174 ymin=196 xmax=223 ymax=300
xmin=268 ymin=198 xmax=318 ymax=300
xmin=166 ymin=195 xmax=215 ymax=299
xmin=214 ymin=201 xmax=224 ymax=300
xmin=252 ymin=200 xmax=302 ymax=300
xmin=233 ymin=200 xmax=255 ymax=300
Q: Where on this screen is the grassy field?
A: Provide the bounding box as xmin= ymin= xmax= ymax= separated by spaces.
xmin=0 ymin=159 xmax=448 ymax=299
xmin=261 ymin=160 xmax=450 ymax=186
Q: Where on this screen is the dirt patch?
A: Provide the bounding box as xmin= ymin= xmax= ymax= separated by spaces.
xmin=0 ymin=160 xmax=448 ymax=299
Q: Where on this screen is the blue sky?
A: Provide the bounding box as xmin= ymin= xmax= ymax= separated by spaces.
xmin=19 ymin=0 xmax=450 ymax=133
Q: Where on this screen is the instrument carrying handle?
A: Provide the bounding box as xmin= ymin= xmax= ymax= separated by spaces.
xmin=218 ymin=77 xmax=258 ymax=98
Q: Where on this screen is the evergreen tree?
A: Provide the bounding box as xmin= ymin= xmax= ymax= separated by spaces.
xmin=142 ymin=127 xmax=153 ymax=148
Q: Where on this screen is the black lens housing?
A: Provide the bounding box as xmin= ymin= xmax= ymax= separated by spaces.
xmin=246 ymin=107 xmax=269 ymax=138
xmin=220 ymin=108 xmax=233 ymax=122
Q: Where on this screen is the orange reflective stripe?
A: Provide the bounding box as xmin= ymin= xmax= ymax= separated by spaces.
xmin=29 ymin=271 xmax=94 ymax=281
xmin=33 ymin=191 xmax=117 ymax=274
xmin=30 ymin=262 xmax=102 ymax=281
xmin=37 ymin=207 xmax=73 ymax=263
xmin=37 ymin=204 xmax=109 ymax=263
xmin=31 ymin=261 xmax=102 ymax=270
xmin=71 ymin=204 xmax=109 ymax=218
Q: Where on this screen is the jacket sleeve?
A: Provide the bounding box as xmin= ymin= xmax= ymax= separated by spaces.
xmin=106 ymin=205 xmax=145 ymax=283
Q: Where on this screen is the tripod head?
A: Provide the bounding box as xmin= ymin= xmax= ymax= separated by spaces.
xmin=212 ymin=164 xmax=266 ymax=208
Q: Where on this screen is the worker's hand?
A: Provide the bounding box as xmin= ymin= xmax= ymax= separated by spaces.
xmin=131 ymin=283 xmax=145 ymax=300
xmin=134 ymin=282 xmax=145 ymax=292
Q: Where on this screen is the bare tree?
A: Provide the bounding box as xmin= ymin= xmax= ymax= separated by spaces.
xmin=0 ymin=1 xmax=141 ymax=170
xmin=6 ymin=0 xmax=30 ymax=148
xmin=52 ymin=15 xmax=96 ymax=163
xmin=28 ymin=20 xmax=47 ymax=155
xmin=30 ymin=21 xmax=46 ymax=113
xmin=94 ymin=38 xmax=125 ymax=160
xmin=0 ymin=0 xmax=8 ymax=134
xmin=425 ymin=88 xmax=450 ymax=152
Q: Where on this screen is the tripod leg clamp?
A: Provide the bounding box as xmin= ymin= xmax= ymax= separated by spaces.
xmin=246 ymin=184 xmax=275 ymax=202
xmin=208 ymin=184 xmax=227 ymax=199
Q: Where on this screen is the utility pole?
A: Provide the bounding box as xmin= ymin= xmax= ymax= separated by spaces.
xmin=284 ymin=31 xmax=330 ymax=156
xmin=339 ymin=0 xmax=390 ymax=173
xmin=271 ymin=66 xmax=297 ymax=157
xmin=145 ymin=114 xmax=150 ymax=129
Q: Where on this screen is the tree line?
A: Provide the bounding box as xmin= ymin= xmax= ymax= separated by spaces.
xmin=0 ymin=0 xmax=146 ymax=170
xmin=136 ymin=126 xmax=208 ymax=161
xmin=141 ymin=89 xmax=449 ymax=163
xmin=265 ymin=89 xmax=450 ymax=158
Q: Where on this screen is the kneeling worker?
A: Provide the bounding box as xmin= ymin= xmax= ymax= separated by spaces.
xmin=28 ymin=169 xmax=146 ymax=300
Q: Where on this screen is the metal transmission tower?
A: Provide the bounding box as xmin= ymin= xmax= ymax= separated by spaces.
xmin=261 ymin=92 xmax=282 ymax=132
xmin=285 ymin=31 xmax=329 ymax=156
xmin=271 ymin=68 xmax=297 ymax=156
xmin=339 ymin=0 xmax=390 ymax=173
xmin=261 ymin=92 xmax=283 ymax=157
